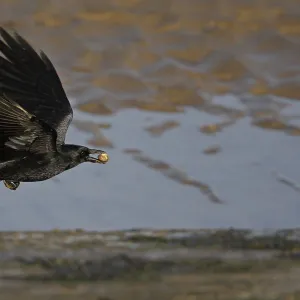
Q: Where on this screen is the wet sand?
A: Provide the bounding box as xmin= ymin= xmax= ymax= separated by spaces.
xmin=0 ymin=229 xmax=300 ymax=299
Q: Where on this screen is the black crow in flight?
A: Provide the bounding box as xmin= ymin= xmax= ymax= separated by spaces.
xmin=0 ymin=28 xmax=109 ymax=190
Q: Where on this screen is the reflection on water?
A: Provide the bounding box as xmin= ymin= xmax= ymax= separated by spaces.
xmin=0 ymin=0 xmax=300 ymax=230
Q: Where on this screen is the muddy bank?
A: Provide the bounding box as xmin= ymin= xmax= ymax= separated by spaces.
xmin=0 ymin=229 xmax=300 ymax=299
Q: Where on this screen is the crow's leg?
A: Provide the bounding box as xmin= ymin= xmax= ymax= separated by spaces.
xmin=4 ymin=181 xmax=20 ymax=190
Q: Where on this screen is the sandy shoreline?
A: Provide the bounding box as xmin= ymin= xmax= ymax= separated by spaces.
xmin=0 ymin=228 xmax=299 ymax=299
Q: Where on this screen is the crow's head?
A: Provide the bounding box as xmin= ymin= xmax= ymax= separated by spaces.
xmin=60 ymin=144 xmax=109 ymax=168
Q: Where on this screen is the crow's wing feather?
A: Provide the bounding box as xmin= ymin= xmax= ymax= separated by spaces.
xmin=0 ymin=94 xmax=57 ymax=161
xmin=0 ymin=28 xmax=73 ymax=146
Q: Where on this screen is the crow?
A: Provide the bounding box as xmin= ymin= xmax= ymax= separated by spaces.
xmin=0 ymin=28 xmax=109 ymax=190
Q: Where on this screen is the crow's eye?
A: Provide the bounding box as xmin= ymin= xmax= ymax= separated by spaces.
xmin=80 ymin=150 xmax=87 ymax=157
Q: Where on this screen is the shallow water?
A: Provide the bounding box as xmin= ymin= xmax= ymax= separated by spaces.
xmin=0 ymin=0 xmax=300 ymax=230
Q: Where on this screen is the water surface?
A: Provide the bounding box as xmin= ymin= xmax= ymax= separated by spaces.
xmin=0 ymin=0 xmax=299 ymax=230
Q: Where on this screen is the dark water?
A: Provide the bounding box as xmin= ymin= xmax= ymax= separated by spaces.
xmin=0 ymin=0 xmax=300 ymax=230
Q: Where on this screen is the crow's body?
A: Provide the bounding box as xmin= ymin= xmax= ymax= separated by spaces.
xmin=0 ymin=28 xmax=108 ymax=190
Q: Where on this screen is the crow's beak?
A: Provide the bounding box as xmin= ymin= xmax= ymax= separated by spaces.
xmin=86 ymin=149 xmax=109 ymax=164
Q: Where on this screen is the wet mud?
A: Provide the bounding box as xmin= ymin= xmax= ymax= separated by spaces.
xmin=0 ymin=229 xmax=300 ymax=299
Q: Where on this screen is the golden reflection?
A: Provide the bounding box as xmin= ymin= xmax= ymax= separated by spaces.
xmin=5 ymin=0 xmax=299 ymax=138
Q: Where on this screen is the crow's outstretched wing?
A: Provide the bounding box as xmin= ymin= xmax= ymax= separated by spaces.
xmin=0 ymin=28 xmax=73 ymax=146
xmin=0 ymin=94 xmax=57 ymax=162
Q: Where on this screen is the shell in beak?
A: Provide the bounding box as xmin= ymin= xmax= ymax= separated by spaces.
xmin=86 ymin=149 xmax=109 ymax=164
